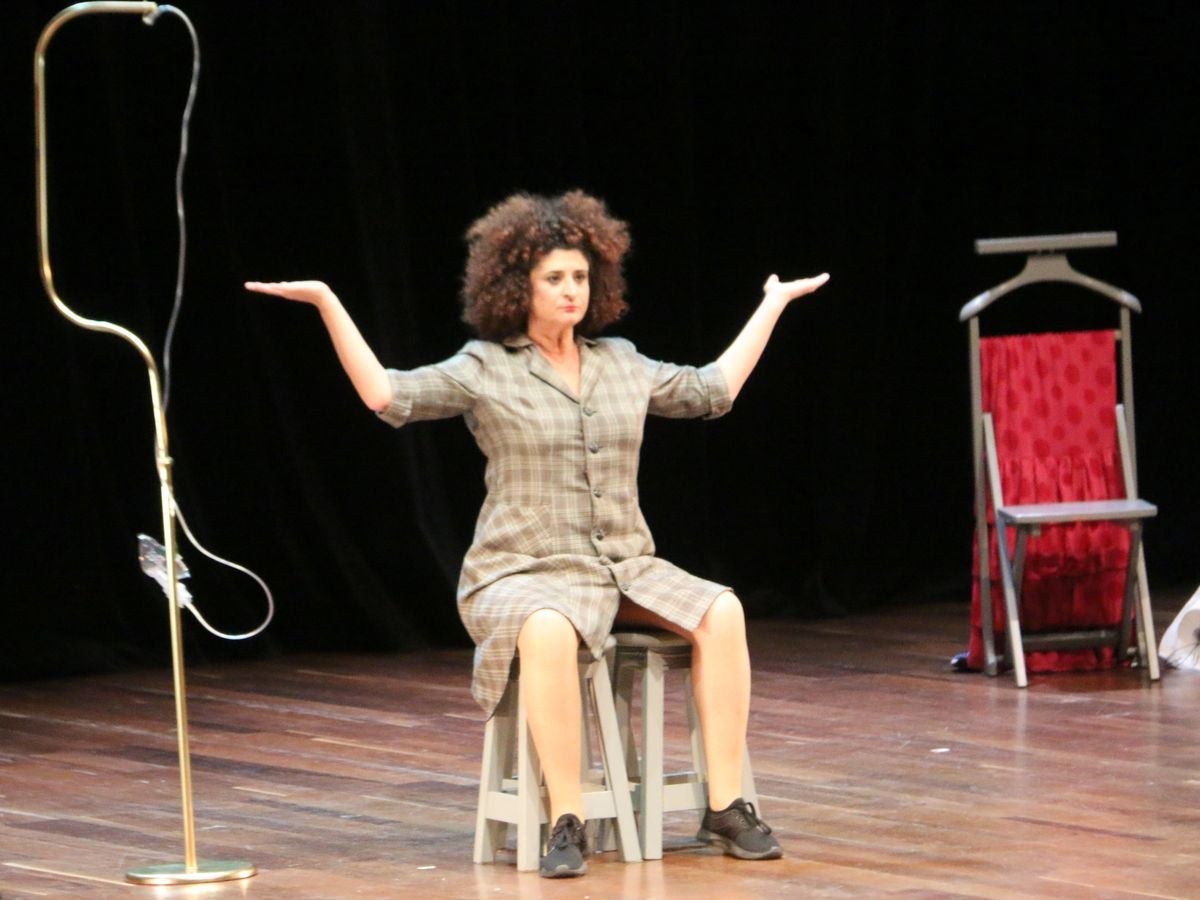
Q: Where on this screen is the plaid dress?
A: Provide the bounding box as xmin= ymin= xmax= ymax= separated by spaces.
xmin=378 ymin=334 xmax=733 ymax=716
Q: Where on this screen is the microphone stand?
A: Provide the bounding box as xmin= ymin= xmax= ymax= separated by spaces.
xmin=35 ymin=2 xmax=255 ymax=886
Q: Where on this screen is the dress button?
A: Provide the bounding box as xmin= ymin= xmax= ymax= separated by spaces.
xmin=619 ymin=583 xmax=632 ymax=592
xmin=583 ymin=406 xmax=595 ymax=416
xmin=594 ymin=531 xmax=605 ymax=541
xmin=588 ymin=442 xmax=601 ymax=454
xmin=598 ymin=556 xmax=613 ymax=566
xmin=592 ymin=488 xmax=603 ymax=498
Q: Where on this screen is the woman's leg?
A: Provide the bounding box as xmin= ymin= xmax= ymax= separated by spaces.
xmin=614 ymin=591 xmax=751 ymax=810
xmin=517 ymin=608 xmax=584 ymax=823
xmin=689 ymin=592 xmax=751 ymax=809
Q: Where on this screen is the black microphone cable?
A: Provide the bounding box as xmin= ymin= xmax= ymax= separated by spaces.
xmin=137 ymin=5 xmax=274 ymax=641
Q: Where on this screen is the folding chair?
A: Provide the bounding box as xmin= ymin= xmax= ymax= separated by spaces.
xmin=961 ymin=232 xmax=1159 ymax=687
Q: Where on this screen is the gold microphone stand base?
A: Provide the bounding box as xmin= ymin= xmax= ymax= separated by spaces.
xmin=126 ymin=860 xmax=257 ymax=886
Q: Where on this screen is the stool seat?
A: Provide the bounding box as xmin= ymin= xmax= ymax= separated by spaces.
xmin=611 ymin=629 xmax=691 ymax=650
xmin=473 ymin=636 xmax=642 ymax=872
xmin=610 ymin=628 xmax=759 ymax=860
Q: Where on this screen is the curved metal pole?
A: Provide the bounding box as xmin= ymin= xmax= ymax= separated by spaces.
xmin=34 ymin=3 xmax=254 ymax=886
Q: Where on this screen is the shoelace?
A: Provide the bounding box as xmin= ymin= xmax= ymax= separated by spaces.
xmin=735 ymin=801 xmax=772 ymax=834
xmin=549 ymin=817 xmax=586 ymax=851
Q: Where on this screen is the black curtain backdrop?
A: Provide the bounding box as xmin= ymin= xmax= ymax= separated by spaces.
xmin=3 ymin=1 xmax=1197 ymax=680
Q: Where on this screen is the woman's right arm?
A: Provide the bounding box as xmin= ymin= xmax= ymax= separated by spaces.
xmin=245 ymin=280 xmax=393 ymax=412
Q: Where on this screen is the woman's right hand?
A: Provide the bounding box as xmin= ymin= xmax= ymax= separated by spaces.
xmin=244 ymin=280 xmax=334 ymax=308
xmin=245 ymin=279 xmax=391 ymax=410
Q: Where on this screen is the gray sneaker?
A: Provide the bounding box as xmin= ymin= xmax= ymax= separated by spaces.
xmin=539 ymin=813 xmax=588 ymax=878
xmin=697 ymin=798 xmax=783 ymax=860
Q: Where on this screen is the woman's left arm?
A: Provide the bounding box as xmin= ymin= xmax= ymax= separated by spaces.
xmin=716 ymin=272 xmax=829 ymax=401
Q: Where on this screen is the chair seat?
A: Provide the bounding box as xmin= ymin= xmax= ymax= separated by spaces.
xmin=998 ymin=498 xmax=1157 ymax=526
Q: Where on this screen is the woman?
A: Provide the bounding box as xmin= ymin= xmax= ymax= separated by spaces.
xmin=246 ymin=190 xmax=828 ymax=878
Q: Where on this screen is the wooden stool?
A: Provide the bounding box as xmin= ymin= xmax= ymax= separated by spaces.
xmin=473 ymin=636 xmax=642 ymax=871
xmin=610 ymin=629 xmax=759 ymax=860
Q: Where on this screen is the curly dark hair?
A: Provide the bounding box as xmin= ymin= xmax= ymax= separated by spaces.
xmin=460 ymin=190 xmax=631 ymax=340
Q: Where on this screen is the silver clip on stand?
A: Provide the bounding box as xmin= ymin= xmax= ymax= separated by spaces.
xmin=35 ymin=2 xmax=255 ymax=886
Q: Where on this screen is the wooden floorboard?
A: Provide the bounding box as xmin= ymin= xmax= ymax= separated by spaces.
xmin=2 ymin=599 xmax=1198 ymax=898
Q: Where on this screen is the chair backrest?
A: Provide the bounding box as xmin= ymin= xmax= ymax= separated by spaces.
xmin=979 ymin=328 xmax=1133 ymax=603
xmin=980 ymin=329 xmax=1126 ymax=508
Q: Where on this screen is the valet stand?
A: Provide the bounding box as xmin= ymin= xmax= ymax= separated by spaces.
xmin=35 ymin=2 xmax=255 ymax=885
xmin=961 ymin=231 xmax=1159 ymax=686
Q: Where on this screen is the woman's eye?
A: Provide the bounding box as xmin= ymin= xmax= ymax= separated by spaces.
xmin=547 ymin=274 xmax=561 ymax=284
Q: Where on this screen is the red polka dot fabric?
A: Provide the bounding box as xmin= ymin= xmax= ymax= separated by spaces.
xmin=967 ymin=329 xmax=1134 ymax=672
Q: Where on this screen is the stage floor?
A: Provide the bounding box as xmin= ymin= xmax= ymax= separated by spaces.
xmin=2 ymin=599 xmax=1197 ymax=898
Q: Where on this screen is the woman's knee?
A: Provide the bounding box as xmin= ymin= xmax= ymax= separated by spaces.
xmin=518 ymin=608 xmax=578 ymax=653
xmin=697 ymin=591 xmax=746 ymax=641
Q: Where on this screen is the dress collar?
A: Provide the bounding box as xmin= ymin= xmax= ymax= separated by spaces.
xmin=502 ymin=333 xmax=598 ymax=349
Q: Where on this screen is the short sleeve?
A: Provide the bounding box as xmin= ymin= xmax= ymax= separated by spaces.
xmin=642 ymin=353 xmax=733 ymax=420
xmin=376 ymin=342 xmax=483 ymax=428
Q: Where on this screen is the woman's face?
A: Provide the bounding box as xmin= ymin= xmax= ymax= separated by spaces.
xmin=527 ymin=248 xmax=590 ymax=333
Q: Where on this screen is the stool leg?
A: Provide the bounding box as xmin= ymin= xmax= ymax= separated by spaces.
xmin=613 ymin=653 xmax=640 ymax=781
xmin=473 ymin=714 xmax=502 ymax=863
xmin=515 ymin=684 xmax=544 ymax=872
xmin=684 ymin=671 xmax=708 ymax=793
xmin=596 ymin=653 xmax=638 ymax=854
xmin=475 ymin=681 xmax=517 ymax=864
xmin=581 ymin=659 xmax=598 ymax=776
xmin=587 ymin=657 xmax=643 ymax=863
xmin=641 ymin=650 xmax=666 ymax=859
xmin=741 ymin=748 xmax=759 ymax=810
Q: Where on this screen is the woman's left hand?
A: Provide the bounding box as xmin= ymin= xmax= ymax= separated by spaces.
xmin=762 ymin=272 xmax=830 ymax=306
